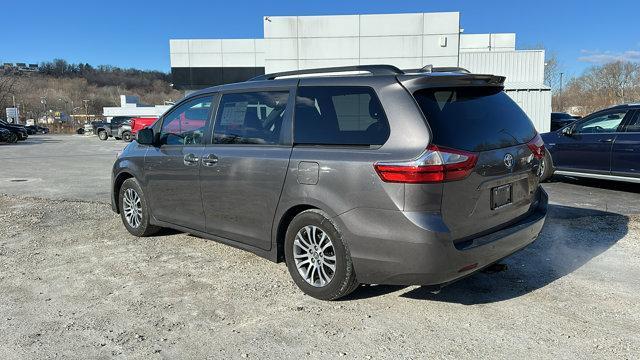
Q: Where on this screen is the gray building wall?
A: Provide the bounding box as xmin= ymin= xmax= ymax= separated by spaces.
xmin=263 ymin=12 xmax=461 ymax=72
xmin=460 ymin=33 xmax=516 ymax=52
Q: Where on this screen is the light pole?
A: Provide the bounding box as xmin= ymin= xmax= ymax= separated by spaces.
xmin=40 ymin=96 xmax=47 ymax=122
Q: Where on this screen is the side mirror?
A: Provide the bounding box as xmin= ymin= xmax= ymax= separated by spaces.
xmin=561 ymin=126 xmax=573 ymax=136
xmin=137 ymin=128 xmax=156 ymax=145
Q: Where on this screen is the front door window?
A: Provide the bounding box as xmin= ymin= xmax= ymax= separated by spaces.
xmin=160 ymin=97 xmax=213 ymax=145
xmin=574 ymin=111 xmax=627 ymax=134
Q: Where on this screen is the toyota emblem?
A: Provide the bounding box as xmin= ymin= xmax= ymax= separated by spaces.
xmin=504 ymin=153 xmax=514 ymax=169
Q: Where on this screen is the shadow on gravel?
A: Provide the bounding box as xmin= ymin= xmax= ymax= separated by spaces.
xmin=154 ymin=228 xmax=182 ymax=236
xmin=347 ymin=204 xmax=629 ymax=303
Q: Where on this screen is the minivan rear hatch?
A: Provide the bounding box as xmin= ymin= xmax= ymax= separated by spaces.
xmin=401 ymin=75 xmax=542 ymax=241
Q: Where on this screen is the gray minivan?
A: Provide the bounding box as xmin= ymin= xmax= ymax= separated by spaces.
xmin=111 ymin=65 xmax=548 ymax=300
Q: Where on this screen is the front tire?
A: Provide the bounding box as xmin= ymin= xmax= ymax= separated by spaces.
xmin=118 ymin=178 xmax=161 ymax=237
xmin=8 ymin=133 xmax=18 ymax=143
xmin=98 ymin=130 xmax=108 ymax=141
xmin=284 ymin=209 xmax=359 ymax=300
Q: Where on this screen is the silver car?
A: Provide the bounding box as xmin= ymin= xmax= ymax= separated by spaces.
xmin=111 ymin=65 xmax=548 ymax=300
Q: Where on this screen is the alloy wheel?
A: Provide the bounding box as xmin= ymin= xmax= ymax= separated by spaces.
xmin=293 ymin=225 xmax=336 ymax=287
xmin=538 ymin=157 xmax=546 ymax=178
xmin=122 ymin=188 xmax=142 ymax=228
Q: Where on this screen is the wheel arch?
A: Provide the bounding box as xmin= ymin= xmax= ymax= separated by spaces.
xmin=274 ymin=204 xmax=322 ymax=262
xmin=113 ymin=171 xmax=135 ymax=213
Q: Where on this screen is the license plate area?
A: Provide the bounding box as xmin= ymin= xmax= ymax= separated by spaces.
xmin=491 ymin=184 xmax=512 ymax=210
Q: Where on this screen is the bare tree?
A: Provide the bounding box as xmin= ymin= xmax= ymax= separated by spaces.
xmin=0 ymin=75 xmax=19 ymax=113
xmin=544 ymin=52 xmax=562 ymax=90
xmin=560 ymin=61 xmax=640 ymax=115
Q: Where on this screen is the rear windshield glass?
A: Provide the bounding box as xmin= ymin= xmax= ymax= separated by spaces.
xmin=413 ymin=87 xmax=536 ymax=152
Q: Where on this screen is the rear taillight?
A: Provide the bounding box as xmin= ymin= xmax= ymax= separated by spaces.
xmin=527 ymin=134 xmax=545 ymax=160
xmin=374 ymin=144 xmax=478 ymax=183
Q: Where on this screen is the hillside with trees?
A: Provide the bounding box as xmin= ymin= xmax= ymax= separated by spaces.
xmin=2 ymin=58 xmax=639 ymax=123
xmin=0 ymin=59 xmax=182 ymax=121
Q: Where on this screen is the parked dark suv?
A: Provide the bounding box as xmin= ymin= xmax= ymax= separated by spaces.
xmin=541 ymin=104 xmax=640 ymax=183
xmin=95 ymin=116 xmax=132 ymax=140
xmin=111 ymin=65 xmax=548 ymax=300
xmin=550 ymin=112 xmax=577 ymax=131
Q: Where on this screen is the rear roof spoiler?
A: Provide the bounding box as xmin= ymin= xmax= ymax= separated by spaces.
xmin=399 ymin=73 xmax=506 ymax=92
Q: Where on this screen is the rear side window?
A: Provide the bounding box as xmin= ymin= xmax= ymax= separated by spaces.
xmin=413 ymin=87 xmax=536 ymax=152
xmin=294 ymin=86 xmax=389 ymax=146
xmin=214 ymin=91 xmax=289 ymax=145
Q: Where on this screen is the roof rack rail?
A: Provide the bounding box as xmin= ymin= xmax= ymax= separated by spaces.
xmin=249 ymin=65 xmax=405 ymax=81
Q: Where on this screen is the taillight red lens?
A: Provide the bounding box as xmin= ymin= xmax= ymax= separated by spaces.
xmin=527 ymin=134 xmax=545 ymax=160
xmin=374 ymin=144 xmax=478 ymax=183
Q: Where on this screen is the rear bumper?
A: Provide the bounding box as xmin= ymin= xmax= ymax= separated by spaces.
xmin=338 ymin=187 xmax=548 ymax=286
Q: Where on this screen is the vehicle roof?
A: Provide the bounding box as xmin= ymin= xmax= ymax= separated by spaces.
xmin=186 ymin=65 xmax=505 ymax=100
xmin=601 ymin=103 xmax=640 ymax=111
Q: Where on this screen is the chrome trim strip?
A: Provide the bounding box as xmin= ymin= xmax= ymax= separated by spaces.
xmin=555 ymin=170 xmax=640 ymax=184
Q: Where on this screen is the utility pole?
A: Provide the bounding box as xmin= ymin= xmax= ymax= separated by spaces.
xmin=559 ymin=72 xmax=564 ymax=111
xmin=83 ymin=99 xmax=90 ymax=124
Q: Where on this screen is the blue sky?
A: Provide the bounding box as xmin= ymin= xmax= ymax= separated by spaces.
xmin=3 ymin=0 xmax=639 ymax=78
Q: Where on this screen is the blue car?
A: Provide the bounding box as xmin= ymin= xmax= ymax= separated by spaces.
xmin=540 ymin=104 xmax=640 ymax=183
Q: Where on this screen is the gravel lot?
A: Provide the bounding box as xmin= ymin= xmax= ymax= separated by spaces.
xmin=1 ymin=135 xmax=639 ymax=359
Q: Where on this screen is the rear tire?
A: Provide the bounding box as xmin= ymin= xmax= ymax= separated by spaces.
xmin=98 ymin=130 xmax=108 ymax=141
xmin=8 ymin=133 xmax=18 ymax=143
xmin=118 ymin=178 xmax=161 ymax=237
xmin=122 ymin=131 xmax=133 ymax=142
xmin=284 ymin=209 xmax=359 ymax=300
xmin=540 ymin=150 xmax=554 ymax=182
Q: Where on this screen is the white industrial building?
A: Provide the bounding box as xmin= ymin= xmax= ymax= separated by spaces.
xmin=169 ymin=12 xmax=551 ymax=132
xmin=103 ymin=95 xmax=172 ymax=120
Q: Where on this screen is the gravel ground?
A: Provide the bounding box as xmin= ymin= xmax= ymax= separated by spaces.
xmin=1 ymin=194 xmax=639 ymax=359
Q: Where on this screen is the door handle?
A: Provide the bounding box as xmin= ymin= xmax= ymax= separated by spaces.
xmin=599 ymin=138 xmax=614 ymax=143
xmin=183 ymin=153 xmax=200 ymax=166
xmin=202 ymin=153 xmax=219 ymax=167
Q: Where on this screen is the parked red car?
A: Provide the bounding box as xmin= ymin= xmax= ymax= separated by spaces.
xmin=131 ymin=117 xmax=158 ymax=135
xmin=120 ymin=117 xmax=158 ymax=142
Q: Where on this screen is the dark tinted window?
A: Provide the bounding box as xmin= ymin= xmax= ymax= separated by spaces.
xmin=160 ymin=96 xmax=212 ymax=145
xmin=214 ymin=91 xmax=289 ymax=145
xmin=624 ymin=112 xmax=640 ymax=132
xmin=413 ymin=87 xmax=536 ymax=152
xmin=294 ymin=86 xmax=389 ymax=146
xmin=110 ymin=116 xmax=132 ymax=125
